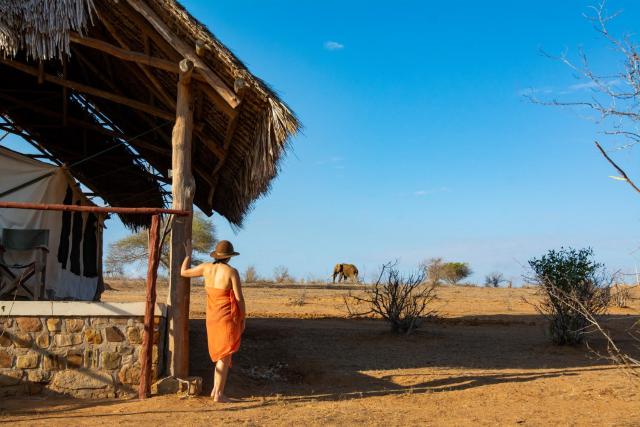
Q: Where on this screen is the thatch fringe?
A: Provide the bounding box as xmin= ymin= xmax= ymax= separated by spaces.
xmin=0 ymin=0 xmax=95 ymax=60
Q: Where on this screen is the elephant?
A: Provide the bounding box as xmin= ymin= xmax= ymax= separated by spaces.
xmin=333 ymin=263 xmax=359 ymax=283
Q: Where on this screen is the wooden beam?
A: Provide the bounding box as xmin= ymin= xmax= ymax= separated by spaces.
xmin=212 ymin=114 xmax=239 ymax=176
xmin=70 ymin=32 xmax=180 ymax=74
xmin=91 ymin=21 xmax=176 ymax=111
xmin=71 ymin=47 xmax=175 ymax=148
xmin=125 ymin=0 xmax=240 ymax=109
xmin=167 ymin=58 xmax=196 ymax=379
xmin=62 ymin=55 xmax=68 ymax=126
xmin=139 ymin=214 xmax=161 ymax=399
xmin=196 ymin=132 xmax=225 ymax=160
xmin=0 ymin=57 xmax=175 ymax=121
xmin=0 ymin=201 xmax=189 ymax=216
xmin=37 ymin=61 xmax=44 ymax=84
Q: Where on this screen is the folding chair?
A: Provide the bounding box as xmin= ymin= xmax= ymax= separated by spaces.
xmin=0 ymin=229 xmax=49 ymax=300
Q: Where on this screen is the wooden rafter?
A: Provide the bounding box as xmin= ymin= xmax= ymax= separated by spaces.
xmin=70 ymin=33 xmax=179 ymax=75
xmin=0 ymin=57 xmax=175 ymax=121
xmin=78 ymin=22 xmax=176 ymax=110
xmin=125 ymin=0 xmax=240 ymax=110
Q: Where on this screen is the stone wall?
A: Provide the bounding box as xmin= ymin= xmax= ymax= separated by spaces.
xmin=0 ymin=303 xmax=166 ymax=398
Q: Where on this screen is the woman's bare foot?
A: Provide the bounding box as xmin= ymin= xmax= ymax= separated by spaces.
xmin=212 ymin=393 xmax=232 ymax=403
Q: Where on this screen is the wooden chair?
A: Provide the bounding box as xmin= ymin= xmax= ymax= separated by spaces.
xmin=0 ymin=229 xmax=49 ymax=300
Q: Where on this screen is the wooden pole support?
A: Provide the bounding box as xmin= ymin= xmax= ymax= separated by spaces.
xmin=139 ymin=214 xmax=161 ymax=399
xmin=167 ymin=58 xmax=196 ymax=378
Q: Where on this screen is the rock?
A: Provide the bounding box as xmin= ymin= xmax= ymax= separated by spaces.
xmin=152 ymin=345 xmax=158 ymax=364
xmin=0 ymin=370 xmax=22 ymax=386
xmin=0 ymin=350 xmax=13 ymax=368
xmin=0 ymin=384 xmax=25 ymax=397
xmin=105 ymin=326 xmax=124 ymax=342
xmin=54 ymin=333 xmax=82 ymax=347
xmin=101 ymin=352 xmax=121 ymax=370
xmin=84 ymin=328 xmax=103 ymax=344
xmin=0 ymin=332 xmax=11 ymax=347
xmin=152 ymin=376 xmax=201 ymax=396
xmin=26 ymin=382 xmax=43 ymax=395
xmin=13 ymin=333 xmax=32 ymax=348
xmin=35 ymin=334 xmax=50 ymax=349
xmin=51 ymin=370 xmax=112 ymax=390
xmin=47 ymin=318 xmax=62 ymax=332
xmin=27 ymin=370 xmax=51 ymax=383
xmin=65 ymin=319 xmax=85 ymax=333
xmin=153 ymin=376 xmax=180 ymax=395
xmin=84 ymin=349 xmax=98 ymax=369
xmin=17 ymin=317 xmax=42 ymax=333
xmin=118 ymin=364 xmax=141 ymax=385
xmin=16 ymin=353 xmax=38 ymax=369
xmin=66 ymin=352 xmax=83 ymax=368
xmin=186 ymin=376 xmax=203 ymax=395
xmin=43 ymin=354 xmax=63 ymax=370
xmin=126 ymin=327 xmax=142 ymax=344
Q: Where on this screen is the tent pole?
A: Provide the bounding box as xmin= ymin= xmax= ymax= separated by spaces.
xmin=167 ymin=59 xmax=195 ymax=379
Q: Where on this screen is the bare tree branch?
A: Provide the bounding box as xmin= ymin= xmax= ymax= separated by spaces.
xmin=594 ymin=140 xmax=640 ymax=194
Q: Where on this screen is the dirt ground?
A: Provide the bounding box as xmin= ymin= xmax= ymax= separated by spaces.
xmin=2 ymin=281 xmax=639 ymax=426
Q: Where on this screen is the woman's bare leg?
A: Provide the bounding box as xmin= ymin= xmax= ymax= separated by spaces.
xmin=211 ymin=355 xmax=232 ymax=402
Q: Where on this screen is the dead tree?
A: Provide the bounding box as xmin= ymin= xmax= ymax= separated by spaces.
xmin=344 ymin=261 xmax=438 ymax=334
xmin=530 ymin=2 xmax=640 ymax=192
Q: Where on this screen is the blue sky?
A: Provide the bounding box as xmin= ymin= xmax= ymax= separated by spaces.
xmin=5 ymin=1 xmax=640 ymax=284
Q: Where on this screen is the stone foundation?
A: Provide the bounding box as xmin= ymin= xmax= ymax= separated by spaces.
xmin=0 ymin=301 xmax=166 ymax=398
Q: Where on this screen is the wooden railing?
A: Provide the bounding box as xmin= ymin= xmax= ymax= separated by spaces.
xmin=0 ymin=201 xmax=190 ymax=399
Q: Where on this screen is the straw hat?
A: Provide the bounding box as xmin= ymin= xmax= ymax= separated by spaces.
xmin=210 ymin=240 xmax=240 ymax=260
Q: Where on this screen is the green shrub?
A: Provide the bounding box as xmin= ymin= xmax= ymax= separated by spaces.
xmin=528 ymin=247 xmax=610 ymax=345
xmin=441 ymin=262 xmax=472 ymax=285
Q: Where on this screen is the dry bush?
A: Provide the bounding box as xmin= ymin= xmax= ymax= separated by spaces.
xmin=287 ymin=288 xmax=308 ymax=306
xmin=421 ymin=257 xmax=445 ymax=285
xmin=273 ymin=265 xmax=294 ymax=283
xmin=345 ymin=261 xmax=438 ymax=334
xmin=484 ymin=272 xmax=505 ymax=288
xmin=244 ymin=265 xmax=259 ymax=283
xmin=527 ymin=247 xmax=611 ymax=345
xmin=611 ymin=282 xmax=633 ymax=309
xmin=551 ymin=287 xmax=639 ymax=380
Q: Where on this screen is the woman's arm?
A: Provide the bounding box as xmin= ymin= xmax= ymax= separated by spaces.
xmin=231 ymin=268 xmax=246 ymax=329
xmin=180 ymin=256 xmax=206 ymax=278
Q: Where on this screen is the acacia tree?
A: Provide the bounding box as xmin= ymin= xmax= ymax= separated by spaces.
xmin=105 ymin=212 xmax=216 ymax=276
xmin=441 ymin=262 xmax=472 ymax=285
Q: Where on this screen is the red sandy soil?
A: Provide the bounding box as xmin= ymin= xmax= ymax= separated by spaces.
xmin=1 ymin=282 xmax=639 ymax=426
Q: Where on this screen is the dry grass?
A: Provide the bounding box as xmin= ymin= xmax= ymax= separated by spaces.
xmin=3 ymin=281 xmax=638 ymax=426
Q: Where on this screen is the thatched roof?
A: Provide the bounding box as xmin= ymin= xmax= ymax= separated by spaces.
xmin=0 ymin=0 xmax=300 ymax=228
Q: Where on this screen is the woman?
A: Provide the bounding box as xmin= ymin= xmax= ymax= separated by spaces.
xmin=181 ymin=240 xmax=246 ymax=402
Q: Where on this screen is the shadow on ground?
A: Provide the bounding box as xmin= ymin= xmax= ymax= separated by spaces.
xmin=188 ymin=314 xmax=640 ymax=401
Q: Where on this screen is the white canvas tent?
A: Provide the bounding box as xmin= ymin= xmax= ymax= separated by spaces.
xmin=0 ymin=146 xmax=103 ymax=300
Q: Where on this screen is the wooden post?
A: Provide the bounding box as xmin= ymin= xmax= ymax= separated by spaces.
xmin=139 ymin=214 xmax=161 ymax=399
xmin=167 ymin=59 xmax=195 ymax=378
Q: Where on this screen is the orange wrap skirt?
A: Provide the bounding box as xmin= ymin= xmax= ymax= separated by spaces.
xmin=205 ymin=287 xmax=244 ymax=363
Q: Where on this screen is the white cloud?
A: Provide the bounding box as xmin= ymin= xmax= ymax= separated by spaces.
xmin=324 ymin=41 xmax=344 ymax=51
xmin=414 ymin=187 xmax=450 ymax=197
xmin=567 ymin=79 xmax=620 ymax=92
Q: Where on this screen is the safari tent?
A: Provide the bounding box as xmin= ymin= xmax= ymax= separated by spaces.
xmin=0 ymin=0 xmax=299 ymax=384
xmin=0 ymin=146 xmax=103 ymax=301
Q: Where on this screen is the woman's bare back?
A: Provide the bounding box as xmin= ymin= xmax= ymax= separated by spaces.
xmin=203 ymin=263 xmax=235 ymax=290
